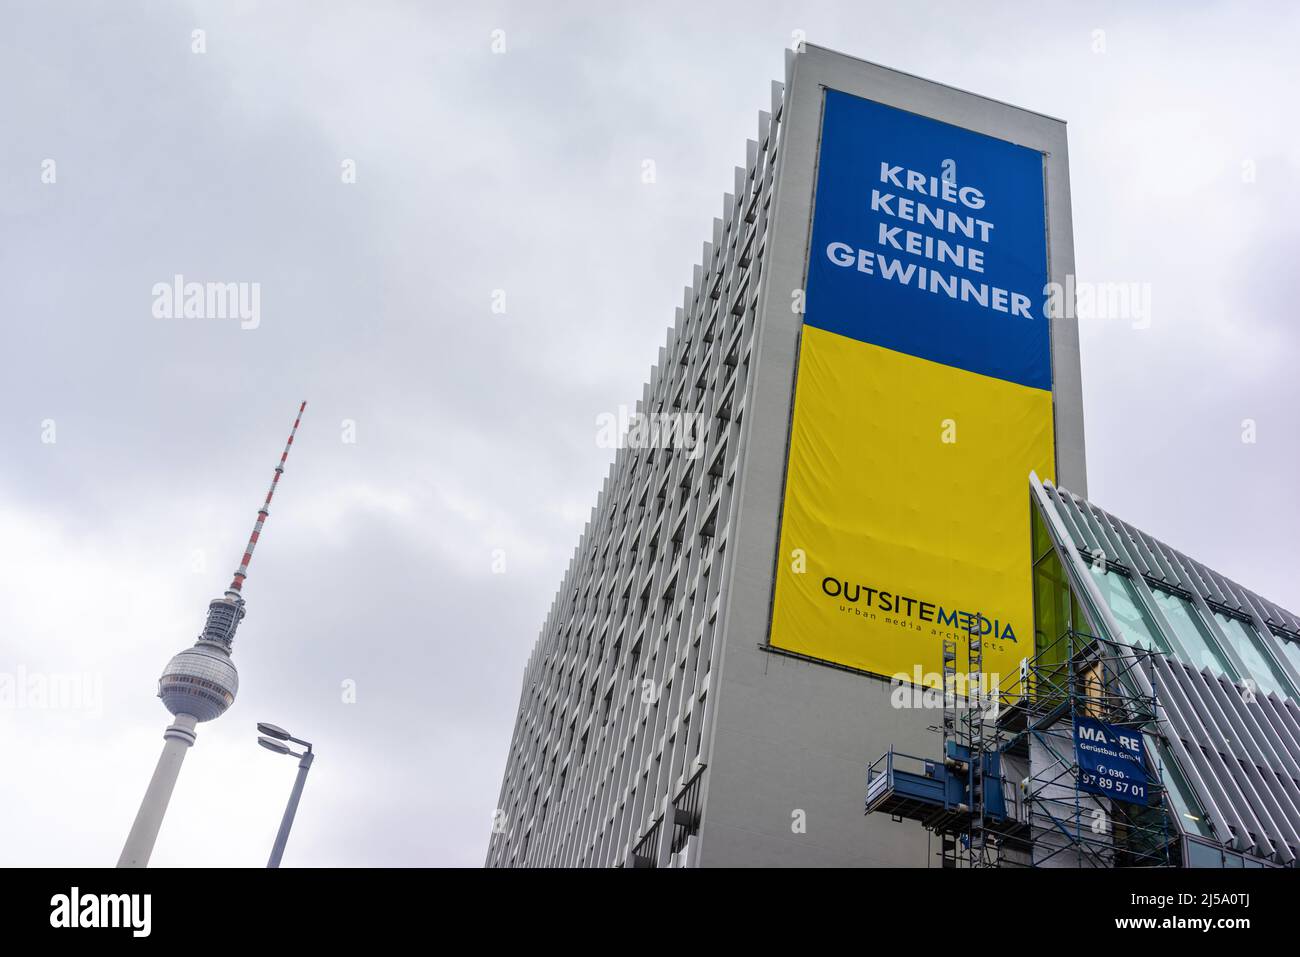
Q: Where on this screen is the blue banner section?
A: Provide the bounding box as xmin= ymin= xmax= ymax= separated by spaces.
xmin=806 ymin=90 xmax=1052 ymax=391
xmin=1073 ymin=717 xmax=1150 ymax=806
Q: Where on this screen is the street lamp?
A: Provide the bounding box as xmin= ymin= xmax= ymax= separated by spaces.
xmin=256 ymin=721 xmax=314 ymax=868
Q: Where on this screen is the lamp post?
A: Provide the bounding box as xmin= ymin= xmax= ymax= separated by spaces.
xmin=257 ymin=722 xmax=314 ymax=869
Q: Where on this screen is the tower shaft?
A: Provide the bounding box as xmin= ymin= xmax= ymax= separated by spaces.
xmin=117 ymin=715 xmax=198 ymax=868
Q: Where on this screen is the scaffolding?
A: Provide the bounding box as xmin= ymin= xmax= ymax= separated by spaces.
xmin=1002 ymin=627 xmax=1173 ymax=868
xmin=866 ymin=623 xmax=1176 ymax=868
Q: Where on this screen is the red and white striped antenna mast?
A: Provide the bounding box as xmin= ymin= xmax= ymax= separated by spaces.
xmin=228 ymin=400 xmax=307 ymax=596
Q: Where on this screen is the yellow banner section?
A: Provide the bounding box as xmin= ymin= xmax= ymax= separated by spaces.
xmin=770 ymin=325 xmax=1055 ymax=688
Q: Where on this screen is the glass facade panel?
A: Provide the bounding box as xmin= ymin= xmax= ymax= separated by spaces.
xmin=1034 ymin=546 xmax=1072 ymax=664
xmin=1213 ymin=611 xmax=1291 ymax=698
xmin=1089 ymin=567 xmax=1166 ymax=653
xmin=1273 ymin=634 xmax=1300 ymax=678
xmin=1151 ymin=588 xmax=1236 ymax=677
xmin=1029 ymin=505 xmax=1101 ymax=711
xmin=1154 ymin=737 xmax=1214 ymax=839
xmin=1032 ymin=500 xmax=1054 ymax=563
xmin=1030 ymin=506 xmax=1095 ymax=688
xmin=1185 ymin=838 xmax=1224 ymax=868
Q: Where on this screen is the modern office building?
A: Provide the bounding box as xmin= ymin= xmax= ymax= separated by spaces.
xmin=485 ymin=45 xmax=1300 ymax=867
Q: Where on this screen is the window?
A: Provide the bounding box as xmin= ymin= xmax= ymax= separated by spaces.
xmin=1032 ymin=502 xmax=1055 ymax=563
xmin=1185 ymin=838 xmax=1224 ymax=868
xmin=1275 ymin=635 xmax=1300 ymax=679
xmin=1030 ymin=505 xmax=1090 ymax=681
xmin=1033 ymin=539 xmax=1077 ymax=660
xmin=1089 ymin=566 xmax=1166 ymax=653
xmin=1151 ymin=588 xmax=1236 ymax=677
xmin=1213 ymin=611 xmax=1292 ymax=698
xmin=1154 ymin=737 xmax=1213 ymax=839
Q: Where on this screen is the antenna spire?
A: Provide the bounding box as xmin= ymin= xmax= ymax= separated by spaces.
xmin=228 ymin=401 xmax=307 ymax=595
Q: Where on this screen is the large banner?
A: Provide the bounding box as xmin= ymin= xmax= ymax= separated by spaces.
xmin=769 ymin=90 xmax=1056 ymax=689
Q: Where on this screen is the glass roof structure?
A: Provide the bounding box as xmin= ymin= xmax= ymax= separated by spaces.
xmin=1031 ymin=472 xmax=1300 ymax=865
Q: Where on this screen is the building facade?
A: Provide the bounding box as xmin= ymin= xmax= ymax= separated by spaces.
xmin=1020 ymin=474 xmax=1300 ymax=866
xmin=487 ymin=45 xmax=1095 ymax=867
xmin=486 ymin=45 xmax=1300 ymax=868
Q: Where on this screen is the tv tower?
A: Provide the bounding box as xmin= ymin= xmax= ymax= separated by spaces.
xmin=118 ymin=401 xmax=307 ymax=868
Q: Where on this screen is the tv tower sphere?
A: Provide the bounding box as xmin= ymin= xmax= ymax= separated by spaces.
xmin=156 ymin=592 xmax=248 ymax=721
xmin=118 ymin=401 xmax=306 ymax=868
xmin=158 ymin=638 xmax=240 ymax=722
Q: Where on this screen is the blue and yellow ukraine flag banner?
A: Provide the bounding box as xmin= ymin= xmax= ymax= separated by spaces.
xmin=770 ymin=90 xmax=1056 ymax=690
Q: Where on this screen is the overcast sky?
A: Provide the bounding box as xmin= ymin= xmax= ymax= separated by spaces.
xmin=2 ymin=1 xmax=1297 ymax=867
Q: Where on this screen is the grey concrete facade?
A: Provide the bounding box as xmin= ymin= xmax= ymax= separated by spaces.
xmin=486 ymin=46 xmax=1084 ymax=868
xmin=484 ymin=65 xmax=785 ymax=868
